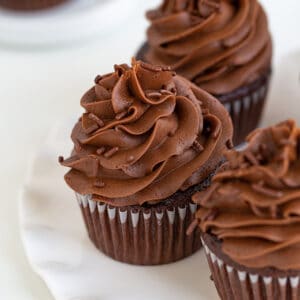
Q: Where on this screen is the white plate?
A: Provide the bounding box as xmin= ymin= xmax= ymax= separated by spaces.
xmin=0 ymin=0 xmax=139 ymax=47
xmin=18 ymin=49 xmax=300 ymax=299
xmin=19 ymin=120 xmax=219 ymax=300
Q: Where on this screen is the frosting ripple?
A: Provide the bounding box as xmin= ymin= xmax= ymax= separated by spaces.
xmin=193 ymin=120 xmax=300 ymax=270
xmin=61 ymin=60 xmax=232 ymax=207
xmin=144 ymin=0 xmax=272 ymax=94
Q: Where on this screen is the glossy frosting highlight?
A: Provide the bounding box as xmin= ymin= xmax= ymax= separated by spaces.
xmin=193 ymin=120 xmax=300 ymax=270
xmin=144 ymin=0 xmax=272 ymax=94
xmin=61 ymin=60 xmax=232 ymax=207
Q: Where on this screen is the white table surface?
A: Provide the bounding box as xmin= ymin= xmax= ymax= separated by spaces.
xmin=0 ymin=1 xmax=299 ymax=299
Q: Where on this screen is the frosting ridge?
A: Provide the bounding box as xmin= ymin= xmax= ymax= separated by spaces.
xmin=193 ymin=120 xmax=300 ymax=270
xmin=144 ymin=0 xmax=272 ymax=94
xmin=61 ymin=59 xmax=232 ymax=207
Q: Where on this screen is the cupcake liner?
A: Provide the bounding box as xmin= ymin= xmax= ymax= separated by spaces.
xmin=0 ymin=0 xmax=67 ymax=10
xmin=201 ymin=237 xmax=300 ymax=300
xmin=219 ymin=74 xmax=270 ymax=146
xmin=76 ymin=193 xmax=201 ymax=265
xmin=136 ymin=42 xmax=271 ymax=145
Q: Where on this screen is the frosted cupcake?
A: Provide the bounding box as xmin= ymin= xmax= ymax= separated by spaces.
xmin=137 ymin=0 xmax=272 ymax=145
xmin=192 ymin=120 xmax=300 ymax=299
xmin=60 ymin=59 xmax=233 ymax=265
xmin=0 ymin=0 xmax=68 ymax=10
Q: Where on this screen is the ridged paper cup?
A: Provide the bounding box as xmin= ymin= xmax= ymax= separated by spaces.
xmin=201 ymin=234 xmax=300 ymax=300
xmin=0 ymin=0 xmax=67 ymax=10
xmin=76 ymin=193 xmax=201 ymax=265
xmin=136 ymin=43 xmax=271 ymax=146
xmin=219 ymin=72 xmax=270 ymax=146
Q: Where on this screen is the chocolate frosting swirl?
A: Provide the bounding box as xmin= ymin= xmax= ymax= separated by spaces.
xmin=193 ymin=120 xmax=300 ymax=270
xmin=61 ymin=60 xmax=232 ymax=207
xmin=143 ymin=0 xmax=272 ymax=95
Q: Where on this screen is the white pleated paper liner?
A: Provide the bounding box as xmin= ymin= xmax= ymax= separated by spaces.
xmin=76 ymin=193 xmax=202 ymax=265
xmin=201 ymin=236 xmax=300 ymax=300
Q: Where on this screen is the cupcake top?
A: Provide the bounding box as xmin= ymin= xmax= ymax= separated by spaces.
xmin=144 ymin=0 xmax=272 ymax=95
xmin=60 ymin=59 xmax=233 ymax=207
xmin=193 ymin=120 xmax=300 ymax=270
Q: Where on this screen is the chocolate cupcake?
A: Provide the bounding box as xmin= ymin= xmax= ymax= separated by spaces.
xmin=60 ymin=59 xmax=233 ymax=265
xmin=0 ymin=0 xmax=68 ymax=10
xmin=137 ymin=0 xmax=272 ymax=145
xmin=192 ymin=120 xmax=300 ymax=299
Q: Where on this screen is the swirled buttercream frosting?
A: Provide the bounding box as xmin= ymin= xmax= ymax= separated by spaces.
xmin=143 ymin=0 xmax=272 ymax=95
xmin=193 ymin=120 xmax=300 ymax=270
xmin=60 ymin=60 xmax=232 ymax=207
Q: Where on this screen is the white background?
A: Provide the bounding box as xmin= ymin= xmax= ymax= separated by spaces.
xmin=0 ymin=0 xmax=299 ymax=299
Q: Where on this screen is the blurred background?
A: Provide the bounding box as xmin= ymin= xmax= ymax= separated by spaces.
xmin=0 ymin=0 xmax=299 ymax=299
